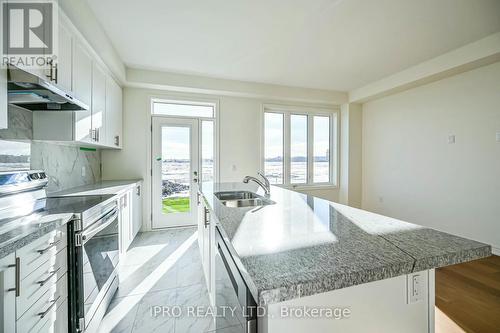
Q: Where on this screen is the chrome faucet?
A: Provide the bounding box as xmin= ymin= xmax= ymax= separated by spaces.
xmin=243 ymin=172 xmax=271 ymax=196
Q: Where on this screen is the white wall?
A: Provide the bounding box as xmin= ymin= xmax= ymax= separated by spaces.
xmin=339 ymin=103 xmax=363 ymax=207
xmin=102 ymin=88 xmax=340 ymax=231
xmin=362 ymin=61 xmax=500 ymax=252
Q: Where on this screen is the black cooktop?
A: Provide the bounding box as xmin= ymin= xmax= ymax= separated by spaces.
xmin=44 ymin=194 xmax=115 ymax=215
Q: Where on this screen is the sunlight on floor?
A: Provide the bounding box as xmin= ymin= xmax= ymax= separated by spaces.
xmin=435 ymin=307 xmax=466 ymax=333
xmin=99 ymin=231 xmax=198 ymax=332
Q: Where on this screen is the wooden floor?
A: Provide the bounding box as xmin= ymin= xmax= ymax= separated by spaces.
xmin=435 ymin=255 xmax=500 ymax=333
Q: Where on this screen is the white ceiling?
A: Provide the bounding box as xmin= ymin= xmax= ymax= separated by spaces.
xmin=86 ymin=0 xmax=500 ymax=91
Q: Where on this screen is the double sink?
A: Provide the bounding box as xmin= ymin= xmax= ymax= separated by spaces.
xmin=214 ymin=191 xmax=275 ymax=208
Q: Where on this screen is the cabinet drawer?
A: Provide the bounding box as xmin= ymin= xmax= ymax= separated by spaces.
xmin=17 ymin=247 xmax=68 ymax=319
xmin=16 ymin=273 xmax=67 ymax=333
xmin=35 ymin=298 xmax=68 ymax=333
xmin=17 ymin=228 xmax=67 ymax=280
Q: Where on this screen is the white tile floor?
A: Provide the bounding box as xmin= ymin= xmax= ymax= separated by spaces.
xmin=98 ymin=227 xmax=220 ymax=333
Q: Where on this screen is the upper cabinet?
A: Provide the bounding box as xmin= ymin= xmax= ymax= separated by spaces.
xmin=56 ymin=22 xmax=73 ymax=93
xmin=0 ymin=67 xmax=7 ymax=129
xmin=0 ymin=3 xmax=7 ymax=129
xmin=91 ymin=63 xmax=106 ymax=144
xmin=32 ymin=9 xmax=123 ymax=149
xmin=72 ymin=40 xmax=93 ymax=142
xmin=105 ymin=76 xmax=123 ymax=148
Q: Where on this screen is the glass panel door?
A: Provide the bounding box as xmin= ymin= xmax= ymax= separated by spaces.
xmin=152 ymin=117 xmax=199 ymax=228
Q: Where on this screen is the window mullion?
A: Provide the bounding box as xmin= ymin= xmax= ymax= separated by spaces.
xmin=283 ymin=112 xmax=291 ymax=186
xmin=307 ymin=115 xmax=314 ymax=185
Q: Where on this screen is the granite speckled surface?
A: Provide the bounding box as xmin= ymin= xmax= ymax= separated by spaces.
xmin=0 ymin=212 xmax=73 ymax=259
xmin=200 ymin=182 xmax=491 ymax=306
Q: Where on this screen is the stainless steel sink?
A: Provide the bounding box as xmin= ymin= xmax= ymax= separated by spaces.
xmin=214 ymin=191 xmax=260 ymax=201
xmin=214 ymin=191 xmax=275 ymax=208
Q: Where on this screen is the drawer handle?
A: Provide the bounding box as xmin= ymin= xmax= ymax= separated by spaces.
xmin=37 ymin=239 xmax=62 ymax=254
xmin=37 ymin=268 xmax=60 ymax=286
xmin=7 ymin=257 xmax=20 ymax=297
xmin=37 ymin=296 xmax=60 ymax=319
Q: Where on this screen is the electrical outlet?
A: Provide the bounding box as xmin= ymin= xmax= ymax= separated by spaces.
xmin=496 ymin=131 xmax=500 ymax=143
xmin=448 ymin=135 xmax=456 ymax=144
xmin=407 ymin=273 xmax=422 ymax=304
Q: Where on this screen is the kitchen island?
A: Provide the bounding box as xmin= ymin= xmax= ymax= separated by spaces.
xmin=199 ymin=182 xmax=491 ymax=333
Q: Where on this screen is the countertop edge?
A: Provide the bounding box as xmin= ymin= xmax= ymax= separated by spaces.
xmin=257 ymin=261 xmax=414 ymax=306
xmin=412 ymin=244 xmax=492 ymax=272
xmin=49 ymin=179 xmax=143 ymax=197
xmin=0 ymin=214 xmax=73 ymax=260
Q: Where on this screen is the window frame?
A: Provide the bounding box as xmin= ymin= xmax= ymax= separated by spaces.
xmin=261 ymin=104 xmax=339 ymax=189
xmin=150 ymin=95 xmax=220 ymax=186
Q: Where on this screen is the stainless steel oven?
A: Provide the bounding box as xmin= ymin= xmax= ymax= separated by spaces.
xmin=73 ymin=201 xmax=119 ymax=332
xmin=215 ymin=227 xmax=257 ymax=333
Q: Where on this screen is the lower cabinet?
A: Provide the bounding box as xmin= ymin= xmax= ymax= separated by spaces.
xmin=119 ymin=189 xmax=132 ymax=256
xmin=197 ymin=192 xmax=215 ymax=301
xmin=0 ymin=253 xmax=16 ymax=333
xmin=0 ymin=225 xmax=69 ymax=333
xmin=132 ymin=184 xmax=142 ymax=239
xmin=119 ymin=184 xmax=143 ymax=256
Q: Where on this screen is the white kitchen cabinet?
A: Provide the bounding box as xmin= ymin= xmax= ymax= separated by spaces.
xmin=105 ymin=75 xmax=123 ymax=148
xmin=0 ymin=225 xmax=69 ymax=333
xmin=0 ymin=253 xmax=17 ymax=333
xmin=119 ymin=184 xmax=143 ymax=256
xmin=56 ymin=19 xmax=73 ymax=93
xmin=0 ymin=67 xmax=7 ymax=129
xmin=72 ymin=40 xmax=93 ymax=142
xmin=30 ymin=8 xmax=123 ymax=149
xmin=0 ymin=0 xmax=5 ymax=129
xmin=197 ymin=192 xmax=212 ymax=295
xmin=131 ymin=184 xmax=142 ymax=238
xmin=119 ymin=189 xmax=133 ymax=255
xmin=15 ymin=226 xmax=68 ymax=333
xmin=92 ymin=63 xmax=106 ymax=144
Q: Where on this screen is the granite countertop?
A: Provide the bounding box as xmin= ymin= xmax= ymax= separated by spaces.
xmin=0 ymin=212 xmax=73 ymax=259
xmin=49 ymin=179 xmax=142 ymax=197
xmin=200 ymin=182 xmax=491 ymax=306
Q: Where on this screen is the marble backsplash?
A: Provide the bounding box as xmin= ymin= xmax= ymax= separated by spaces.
xmin=0 ymin=106 xmax=101 ymax=192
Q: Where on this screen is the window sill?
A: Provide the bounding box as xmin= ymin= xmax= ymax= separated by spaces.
xmin=275 ymin=184 xmax=338 ymax=191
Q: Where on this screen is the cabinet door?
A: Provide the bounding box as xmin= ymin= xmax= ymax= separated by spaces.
xmin=132 ymin=184 xmax=142 ymax=238
xmin=197 ymin=194 xmax=205 ymax=253
xmin=0 ymin=253 xmax=17 ymax=333
xmin=105 ymin=76 xmax=123 ymax=148
xmin=0 ymin=66 xmax=6 ymax=129
xmin=197 ymin=196 xmax=211 ymax=292
xmin=120 ymin=190 xmax=133 ymax=255
xmin=73 ymin=40 xmax=92 ymax=142
xmin=56 ymin=21 xmax=72 ymax=92
xmin=92 ymin=63 xmax=106 ymax=144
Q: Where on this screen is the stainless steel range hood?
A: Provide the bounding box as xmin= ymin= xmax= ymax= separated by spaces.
xmin=7 ymin=65 xmax=89 ymax=111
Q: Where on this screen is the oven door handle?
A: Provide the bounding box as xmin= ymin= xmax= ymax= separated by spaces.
xmin=82 ymin=208 xmax=118 ymax=244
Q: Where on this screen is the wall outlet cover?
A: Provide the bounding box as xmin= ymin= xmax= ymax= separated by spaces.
xmin=407 ymin=273 xmax=422 ymax=304
xmin=448 ymin=135 xmax=456 ymax=144
xmin=496 ymin=132 xmax=500 ymax=142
